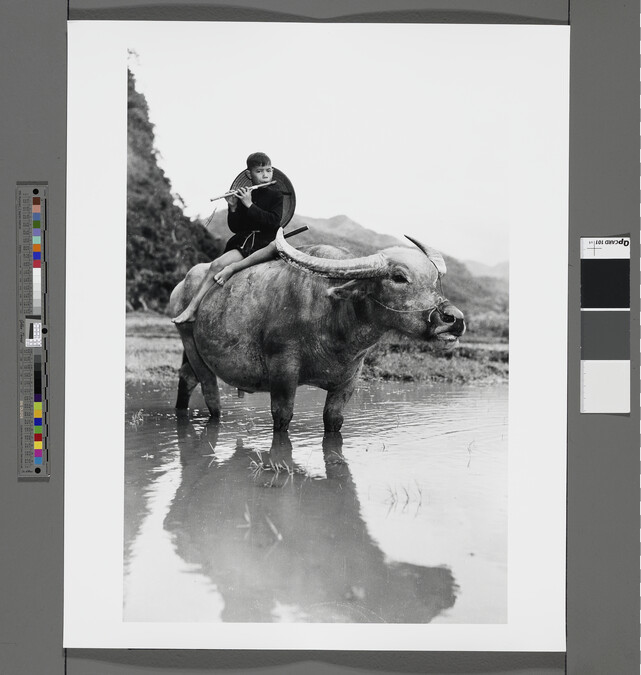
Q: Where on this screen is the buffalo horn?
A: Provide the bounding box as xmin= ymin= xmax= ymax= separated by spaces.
xmin=404 ymin=235 xmax=447 ymax=275
xmin=275 ymin=228 xmax=389 ymax=278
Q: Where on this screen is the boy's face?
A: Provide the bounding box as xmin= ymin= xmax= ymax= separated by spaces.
xmin=247 ymin=164 xmax=274 ymax=185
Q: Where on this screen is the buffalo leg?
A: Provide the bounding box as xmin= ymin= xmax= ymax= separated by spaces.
xmin=270 ymin=383 xmax=297 ymax=431
xmin=323 ymin=380 xmax=357 ymax=433
xmin=177 ymin=326 xmax=222 ymax=420
xmin=268 ymin=358 xmax=298 ymax=432
xmin=176 ymin=351 xmax=199 ymax=409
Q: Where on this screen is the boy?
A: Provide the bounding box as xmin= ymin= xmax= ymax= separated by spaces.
xmin=173 ymin=152 xmax=283 ymax=323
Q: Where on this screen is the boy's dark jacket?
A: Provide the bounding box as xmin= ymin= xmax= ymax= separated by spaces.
xmin=224 ymin=186 xmax=284 ymax=256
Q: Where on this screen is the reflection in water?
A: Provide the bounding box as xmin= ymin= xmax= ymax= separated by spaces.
xmin=124 ymin=383 xmax=507 ymax=623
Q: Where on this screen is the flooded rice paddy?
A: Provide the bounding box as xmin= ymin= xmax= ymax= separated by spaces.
xmin=124 ymin=381 xmax=507 ymax=624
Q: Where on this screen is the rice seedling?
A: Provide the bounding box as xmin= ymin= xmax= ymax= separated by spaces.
xmin=237 ymin=503 xmax=252 ymax=539
xmin=248 ymin=458 xmax=265 ymax=480
xmin=385 ymin=482 xmax=425 ymax=516
xmin=201 ymin=440 xmax=216 ymax=468
xmin=467 ymin=440 xmax=475 ymax=468
xmin=414 ymin=480 xmax=423 ymax=507
xmin=129 ymin=409 xmax=144 ymax=429
xmin=264 ymin=514 xmax=283 ymax=542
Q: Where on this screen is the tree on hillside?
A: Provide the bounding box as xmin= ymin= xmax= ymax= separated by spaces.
xmin=127 ymin=69 xmax=221 ymax=311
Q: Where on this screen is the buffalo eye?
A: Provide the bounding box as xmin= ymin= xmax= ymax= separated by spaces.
xmin=391 ymin=271 xmax=410 ymax=284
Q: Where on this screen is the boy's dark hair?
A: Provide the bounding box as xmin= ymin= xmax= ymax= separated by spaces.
xmin=246 ymin=152 xmax=271 ymax=169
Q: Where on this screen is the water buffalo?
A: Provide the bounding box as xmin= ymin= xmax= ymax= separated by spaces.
xmin=169 ymin=229 xmax=465 ymax=432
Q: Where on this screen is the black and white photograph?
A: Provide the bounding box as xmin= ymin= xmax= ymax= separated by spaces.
xmin=65 ymin=21 xmax=569 ymax=650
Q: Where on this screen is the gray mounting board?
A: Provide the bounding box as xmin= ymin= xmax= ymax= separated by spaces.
xmin=0 ymin=1 xmax=638 ymax=674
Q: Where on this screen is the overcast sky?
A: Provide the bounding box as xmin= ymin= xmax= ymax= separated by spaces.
xmin=127 ymin=23 xmax=567 ymax=265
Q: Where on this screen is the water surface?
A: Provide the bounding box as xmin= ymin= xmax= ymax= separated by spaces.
xmin=124 ymin=381 xmax=507 ymax=623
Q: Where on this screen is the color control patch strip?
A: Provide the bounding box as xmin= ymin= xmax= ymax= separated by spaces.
xmin=17 ymin=183 xmax=49 ymax=478
xmin=579 ymin=236 xmax=630 ymax=414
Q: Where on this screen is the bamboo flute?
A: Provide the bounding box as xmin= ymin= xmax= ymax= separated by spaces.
xmin=210 ymin=180 xmax=276 ymax=202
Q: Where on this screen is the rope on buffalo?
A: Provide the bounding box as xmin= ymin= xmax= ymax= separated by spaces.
xmin=367 ymin=272 xmax=448 ymax=318
xmin=368 ymin=296 xmax=443 ymax=321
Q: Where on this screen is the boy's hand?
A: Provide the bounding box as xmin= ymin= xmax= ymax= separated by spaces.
xmin=237 ymin=186 xmax=253 ymax=208
xmin=225 ymin=192 xmax=238 ymax=211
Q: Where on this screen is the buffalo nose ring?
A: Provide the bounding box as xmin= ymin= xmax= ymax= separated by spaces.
xmin=438 ymin=302 xmax=464 ymax=323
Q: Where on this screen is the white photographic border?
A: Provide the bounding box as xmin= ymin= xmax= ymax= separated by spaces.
xmin=65 ymin=21 xmax=569 ymax=651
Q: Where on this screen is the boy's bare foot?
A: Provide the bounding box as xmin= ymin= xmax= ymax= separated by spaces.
xmin=172 ymin=307 xmax=197 ymax=324
xmin=214 ymin=265 xmax=236 ymax=286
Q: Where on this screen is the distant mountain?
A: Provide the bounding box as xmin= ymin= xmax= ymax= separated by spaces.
xmin=295 ymin=214 xmax=405 ymax=251
xmin=201 ymin=209 xmax=508 ymax=317
xmin=464 ymin=260 xmax=509 ymax=280
xmin=203 ymin=210 xmax=403 ymax=256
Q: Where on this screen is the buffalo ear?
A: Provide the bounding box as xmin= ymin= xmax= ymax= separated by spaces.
xmin=326 ymin=279 xmax=368 ymax=301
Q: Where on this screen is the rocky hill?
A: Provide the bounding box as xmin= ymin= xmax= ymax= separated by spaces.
xmin=126 ymin=70 xmax=220 ymax=311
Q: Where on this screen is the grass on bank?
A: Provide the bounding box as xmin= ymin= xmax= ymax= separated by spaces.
xmin=125 ymin=311 xmax=508 ymax=387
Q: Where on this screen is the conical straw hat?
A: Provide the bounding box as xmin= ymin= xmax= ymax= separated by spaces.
xmin=230 ymin=167 xmax=296 ymax=228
